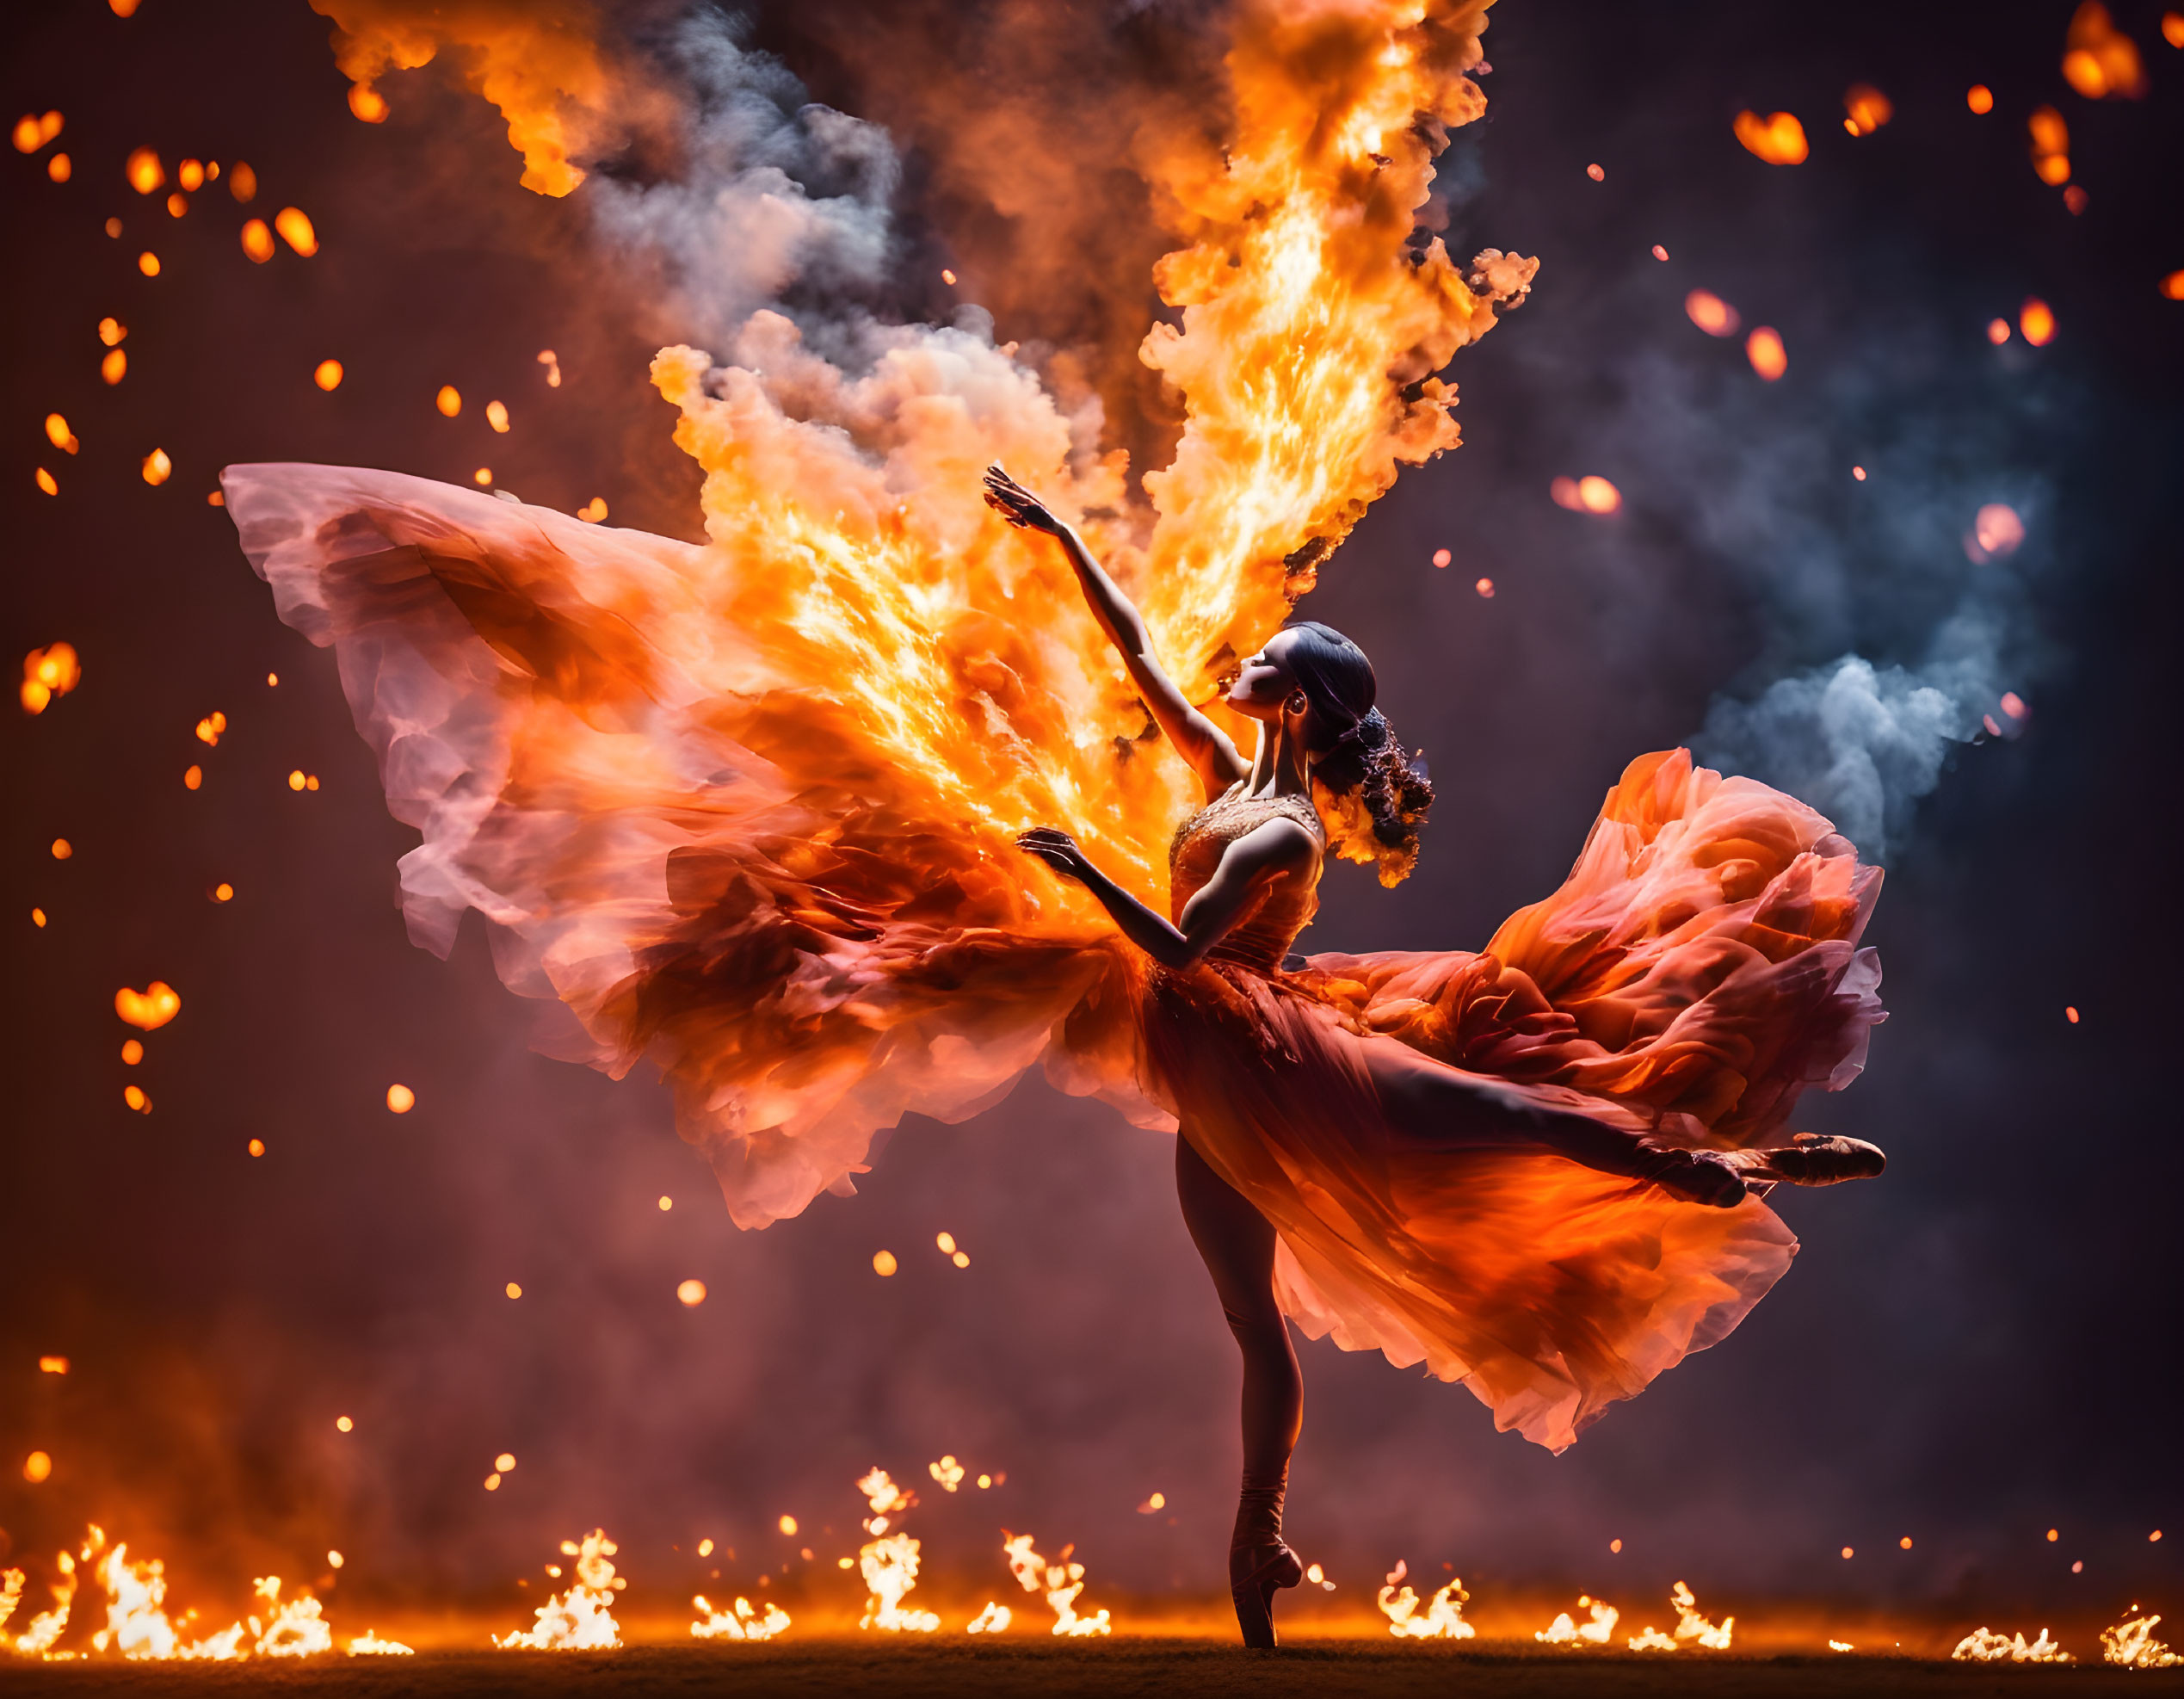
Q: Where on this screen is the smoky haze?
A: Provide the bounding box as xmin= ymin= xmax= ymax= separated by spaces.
xmin=2 ymin=0 xmax=2180 ymax=1643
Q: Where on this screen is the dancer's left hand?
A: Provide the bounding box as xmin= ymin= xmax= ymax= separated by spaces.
xmin=1016 ymin=825 xmax=1089 ymax=883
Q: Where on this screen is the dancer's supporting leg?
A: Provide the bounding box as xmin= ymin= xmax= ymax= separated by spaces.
xmin=1175 ymin=1132 xmax=1305 ymax=1646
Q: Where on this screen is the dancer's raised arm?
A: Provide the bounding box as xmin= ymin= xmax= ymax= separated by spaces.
xmin=984 ymin=465 xmax=1248 ymax=800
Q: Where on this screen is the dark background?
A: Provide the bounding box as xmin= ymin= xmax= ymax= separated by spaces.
xmin=3 ymin=0 xmax=2180 ymax=1642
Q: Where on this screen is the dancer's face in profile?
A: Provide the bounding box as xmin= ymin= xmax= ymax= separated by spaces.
xmin=1227 ymin=629 xmax=1302 ymax=721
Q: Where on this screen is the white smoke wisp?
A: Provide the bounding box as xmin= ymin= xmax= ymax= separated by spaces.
xmin=586 ymin=14 xmax=908 ymax=351
xmin=1697 ymin=653 xmax=1968 ymax=862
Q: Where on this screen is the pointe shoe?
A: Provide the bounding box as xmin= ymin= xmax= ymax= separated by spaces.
xmin=1748 ymin=1132 xmax=1887 ymax=1186
xmin=1230 ymin=1540 xmax=1304 ymax=1648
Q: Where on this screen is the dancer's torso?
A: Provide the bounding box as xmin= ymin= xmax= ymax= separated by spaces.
xmin=1168 ymin=784 xmax=1326 ymax=973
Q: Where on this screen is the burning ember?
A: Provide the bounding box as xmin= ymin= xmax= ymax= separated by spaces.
xmin=1536 ymin=1595 xmax=1619 ymax=1644
xmin=1733 ymin=109 xmax=1808 ymax=164
xmin=495 ymin=1530 xmax=625 ymax=1649
xmin=20 ymin=642 xmax=81 ymax=714
xmin=1625 ymin=1581 xmax=1735 ymax=1652
xmin=1000 ymin=1533 xmax=1111 ymax=1636
xmin=689 ymin=1596 xmax=790 ymax=1641
xmin=1842 ymin=84 xmax=1891 ymax=136
xmin=2063 ymin=2 xmax=2148 ymax=97
xmin=1953 ymin=1625 xmax=2071 ymax=1662
xmin=1377 ymin=1560 xmax=1475 ymax=1639
xmin=1684 ymin=288 xmax=1740 ymax=336
xmin=1551 ymin=474 xmax=1622 ymax=514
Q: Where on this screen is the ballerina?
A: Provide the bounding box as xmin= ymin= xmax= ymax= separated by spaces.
xmin=220 ymin=441 xmax=1888 ymax=1652
xmin=980 ymin=466 xmax=1884 ymax=1645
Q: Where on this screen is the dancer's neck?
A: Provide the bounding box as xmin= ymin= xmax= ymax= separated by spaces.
xmin=1245 ymin=718 xmax=1311 ymax=800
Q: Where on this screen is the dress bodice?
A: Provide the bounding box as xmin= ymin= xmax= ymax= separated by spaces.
xmin=1169 ymin=783 xmax=1326 ymax=973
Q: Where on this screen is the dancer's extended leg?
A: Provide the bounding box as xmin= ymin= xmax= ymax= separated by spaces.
xmin=1175 ymin=1132 xmax=1304 ymax=1647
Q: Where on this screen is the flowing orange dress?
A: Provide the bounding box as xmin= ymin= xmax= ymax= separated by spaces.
xmin=225 ymin=463 xmax=1885 ymax=1454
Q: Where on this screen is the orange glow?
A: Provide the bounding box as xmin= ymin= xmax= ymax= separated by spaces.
xmin=1901 ymin=1536 xmax=1915 ymax=1549
xmin=115 ymin=982 xmax=182 ymax=1031
xmin=1971 ymin=504 xmax=2026 ymax=559
xmin=47 ymin=152 xmax=71 ymax=182
xmin=1842 ymin=84 xmax=1892 ymax=136
xmin=1745 ymin=326 xmax=1787 ymax=380
xmin=229 ymin=161 xmax=257 ymax=201
xmin=2021 ymin=298 xmax=2056 ymax=346
xmin=314 ymin=358 xmax=345 ymax=391
xmin=1475 ymin=577 xmax=1495 ymax=598
xmin=273 ymin=207 xmax=318 ymax=255
xmin=348 ymin=83 xmax=390 ymax=123
xmin=142 ymin=448 xmax=172 ymax=485
xmin=657 ymin=1195 xmax=672 ymax=1210
xmin=2063 ymin=2 xmax=2147 ymax=97
xmin=2028 ymin=106 xmax=2070 ymax=184
xmin=23 ymin=1451 xmax=52 ymax=1484
xmin=45 ymin=411 xmax=77 ymax=452
xmin=111 ymin=0 xmax=142 ymax=13
xmin=577 ymin=497 xmax=607 ymax=522
xmin=166 ymin=191 xmax=188 ymax=217
xmin=1684 ymin=288 xmax=1740 ymax=336
xmin=22 ymin=642 xmax=82 ymax=715
xmin=39 ymin=1356 xmax=68 ymax=1374
xmin=386 ymin=1083 xmax=415 ymax=1113
xmin=1967 ymin=83 xmax=1995 ymax=114
xmin=1431 ymin=547 xmax=1451 ymax=568
xmin=436 ymin=384 xmax=462 ymax=417
xmin=676 ymin=1279 xmax=707 ymax=1307
xmin=51 ymin=838 xmax=72 ymax=859
xmin=213 ymin=882 xmax=234 ymax=901
xmin=486 ymin=398 xmax=510 ymax=432
xmin=11 ymin=114 xmax=42 ymax=152
xmin=336 ymin=1416 xmax=354 ymax=1431
xmin=2159 ymin=270 xmax=2184 ymax=300
xmin=195 ymin=709 xmax=225 ymax=745
xmin=178 ymin=158 xmax=205 ymax=191
xmin=1585 ymin=162 xmax=1604 ymax=182
xmin=138 ymin=250 xmax=160 ymax=276
xmin=240 ymin=219 xmax=274 ymax=263
xmin=942 ymin=268 xmax=958 ymax=285
xmin=1651 ymin=244 xmax=1669 ymax=261
xmin=505 ymin=1282 xmax=522 ymax=1300
xmin=1733 ymin=109 xmax=1808 ymax=164
xmin=31 ymin=906 xmax=47 ymax=925
xmin=472 ymin=467 xmax=492 ymax=485
xmin=183 ymin=764 xmax=202 ymax=789
xmin=497 ymin=1453 xmax=517 ymax=1472
xmin=35 ymin=467 xmax=58 ymax=496
xmin=122 ymin=1039 xmax=144 ymax=1064
xmin=1988 ymin=317 xmax=2012 ymax=344
xmin=537 ymin=348 xmax=562 ymax=386
xmin=125 ymin=145 xmax=164 ymax=195
xmin=873 ymin=1250 xmax=898 ymax=1276
xmin=1852 ymin=465 xmax=1866 ymax=480
xmin=1552 ymin=475 xmax=1623 ymax=515
xmin=101 ymin=348 xmax=127 ymax=385
xmin=2063 ymin=185 xmax=2088 ymax=215
xmin=124 ymin=1084 xmax=151 ymax=1113
xmin=248 ymin=1138 xmax=266 ymax=1157
xmin=208 ymin=490 xmax=225 ymax=506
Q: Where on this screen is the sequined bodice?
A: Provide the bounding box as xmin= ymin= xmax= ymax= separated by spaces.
xmin=1168 ymin=783 xmax=1326 ymax=973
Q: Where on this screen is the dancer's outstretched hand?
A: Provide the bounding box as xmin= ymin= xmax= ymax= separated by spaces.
xmin=1016 ymin=825 xmax=1089 ymax=883
xmin=984 ymin=464 xmax=1065 ymax=535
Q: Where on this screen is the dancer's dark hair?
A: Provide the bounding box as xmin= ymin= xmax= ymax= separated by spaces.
xmin=1281 ymin=621 xmax=1434 ymax=886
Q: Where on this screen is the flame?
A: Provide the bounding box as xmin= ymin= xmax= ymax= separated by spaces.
xmin=11 ymin=111 xmax=63 ymax=152
xmin=1626 ymin=1580 xmax=1734 ymax=1651
xmin=35 ymin=468 xmax=58 ymax=496
xmin=142 ymin=448 xmax=172 ymax=485
xmin=1535 ymin=1594 xmax=1619 ymax=1645
xmin=274 ymin=207 xmax=318 ymax=256
xmin=1733 ymin=110 xmax=1808 ymax=164
xmin=1842 ymin=84 xmax=1891 ymax=136
xmin=929 ymin=1455 xmax=966 ymax=1492
xmin=1953 ymin=1626 xmax=2072 ymax=1663
xmin=348 ymin=84 xmax=390 ymax=122
xmin=45 ymin=413 xmax=77 ymax=453
xmin=691 ymin=1595 xmax=790 ymax=1640
xmin=965 ymin=1601 xmax=1012 ymax=1633
xmin=1000 ymin=1533 xmax=1110 ymax=1636
xmin=21 ymin=642 xmax=82 ymax=714
xmin=1377 ymin=1560 xmax=1475 ymax=1639
xmin=855 ymin=1535 xmax=939 ymax=1633
xmin=195 ymin=710 xmax=227 ymax=745
xmin=2020 ymin=298 xmax=2056 ymax=346
xmin=2103 ymin=1615 xmax=2181 ymax=1667
xmin=12 ymin=1549 xmax=76 ymax=1655
xmin=347 ymin=1630 xmax=415 ymax=1655
xmin=39 ymin=1356 xmax=69 ymax=1374
xmin=2028 ymin=107 xmax=2070 ymax=186
xmin=125 ymin=147 xmax=163 ymax=194
xmin=115 ymin=982 xmax=182 ymax=1031
xmin=2063 ymin=3 xmax=2147 ymax=97
xmin=23 ymin=1450 xmax=54 ymax=1483
xmin=310 ymin=0 xmax=611 ymax=195
xmin=495 ymin=1530 xmax=624 ymax=1648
